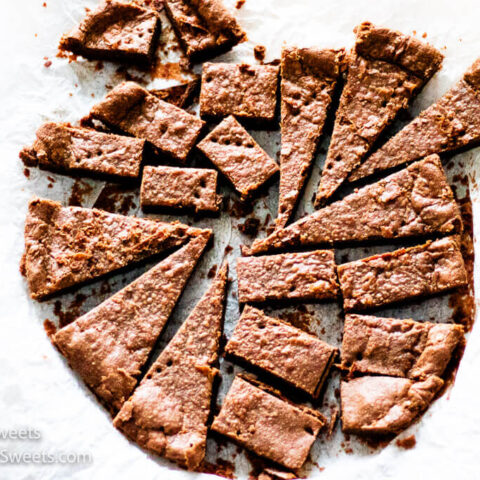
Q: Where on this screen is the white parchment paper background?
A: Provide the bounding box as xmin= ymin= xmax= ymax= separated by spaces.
xmin=1 ymin=0 xmax=480 ymax=479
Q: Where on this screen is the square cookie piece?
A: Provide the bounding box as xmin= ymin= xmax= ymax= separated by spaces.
xmin=237 ymin=250 xmax=338 ymax=303
xmin=197 ymin=115 xmax=279 ymax=199
xmin=211 ymin=375 xmax=325 ymax=471
xmin=200 ymin=63 xmax=279 ymax=123
xmin=141 ymin=166 xmax=221 ymax=213
xmin=225 ymin=305 xmax=337 ymax=397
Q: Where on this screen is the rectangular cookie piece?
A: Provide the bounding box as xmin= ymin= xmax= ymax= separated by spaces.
xmin=350 ymin=57 xmax=480 ymax=182
xmin=341 ymin=375 xmax=443 ymax=435
xmin=225 ymin=305 xmax=337 ymax=397
xmin=341 ymin=314 xmax=464 ymax=380
xmin=163 ymin=0 xmax=245 ymax=61
xmin=338 ymin=236 xmax=467 ymax=311
xmin=276 ymin=46 xmax=344 ymax=228
xmin=211 ymin=375 xmax=326 ymax=470
xmin=88 ymin=81 xmax=205 ymax=163
xmin=19 ymin=122 xmax=145 ymax=179
xmin=140 ymin=165 xmax=221 ymax=213
xmin=59 ymin=0 xmax=161 ymax=65
xmin=197 ymin=115 xmax=279 ymax=199
xmin=316 ymin=22 xmax=443 ymax=204
xmin=237 ymin=250 xmax=338 ymax=303
xmin=243 ymin=155 xmax=462 ymax=255
xmin=200 ymin=63 xmax=279 ymax=124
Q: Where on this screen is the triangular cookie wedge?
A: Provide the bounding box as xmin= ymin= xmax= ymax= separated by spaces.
xmin=113 ymin=262 xmax=228 ymax=470
xmin=59 ymin=0 xmax=161 ymax=65
xmin=276 ymin=47 xmax=344 ymax=228
xmin=350 ymin=57 xmax=480 ymax=182
xmin=244 ymin=155 xmax=462 ymax=256
xmin=22 ymin=197 xmax=205 ymax=300
xmin=53 ymin=233 xmax=211 ymax=414
xmin=316 ymin=22 xmax=443 ymax=205
xmin=341 ymin=375 xmax=443 ymax=435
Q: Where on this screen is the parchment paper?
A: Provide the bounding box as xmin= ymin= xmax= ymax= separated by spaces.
xmin=1 ymin=0 xmax=480 ymax=479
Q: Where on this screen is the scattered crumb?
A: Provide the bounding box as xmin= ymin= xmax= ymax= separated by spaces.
xmin=235 ymin=0 xmax=246 ymax=9
xmin=68 ymin=179 xmax=93 ymax=207
xmin=43 ymin=319 xmax=57 ymax=338
xmin=254 ymin=45 xmax=266 ymax=62
xmin=422 ymin=32 xmax=427 ymax=38
xmin=396 ymin=434 xmax=416 ymax=450
xmin=42 ymin=2 xmax=47 ymax=6
xmin=224 ymin=245 xmax=233 ymax=254
xmin=238 ymin=217 xmax=260 ymax=237
xmin=44 ymin=60 xmax=52 ymax=68
xmin=326 ymin=408 xmax=339 ymax=437
xmin=23 ymin=168 xmax=30 ymax=178
xmin=207 ymin=264 xmax=218 ymax=278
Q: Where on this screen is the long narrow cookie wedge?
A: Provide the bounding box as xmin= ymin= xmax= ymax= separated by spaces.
xmin=341 ymin=375 xmax=443 ymax=435
xmin=59 ymin=0 xmax=161 ymax=66
xmin=276 ymin=47 xmax=344 ymax=228
xmin=114 ymin=263 xmax=228 ymax=470
xmin=237 ymin=250 xmax=338 ymax=304
xmin=163 ymin=0 xmax=245 ymax=62
xmin=338 ymin=236 xmax=467 ymax=312
xmin=19 ymin=122 xmax=145 ymax=180
xmin=53 ymin=233 xmax=211 ymax=414
xmin=211 ymin=375 xmax=326 ymax=471
xmin=88 ymin=82 xmax=205 ymax=163
xmin=341 ymin=314 xmax=464 ymax=379
xmin=316 ymin=22 xmax=443 ymax=204
xmin=22 ymin=198 xmax=205 ymax=300
xmin=243 ymin=155 xmax=462 ymax=256
xmin=350 ymin=57 xmax=480 ymax=181
xmin=225 ymin=305 xmax=337 ymax=397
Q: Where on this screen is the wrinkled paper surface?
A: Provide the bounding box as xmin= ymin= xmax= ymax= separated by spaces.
xmin=1 ymin=0 xmax=480 ymax=478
